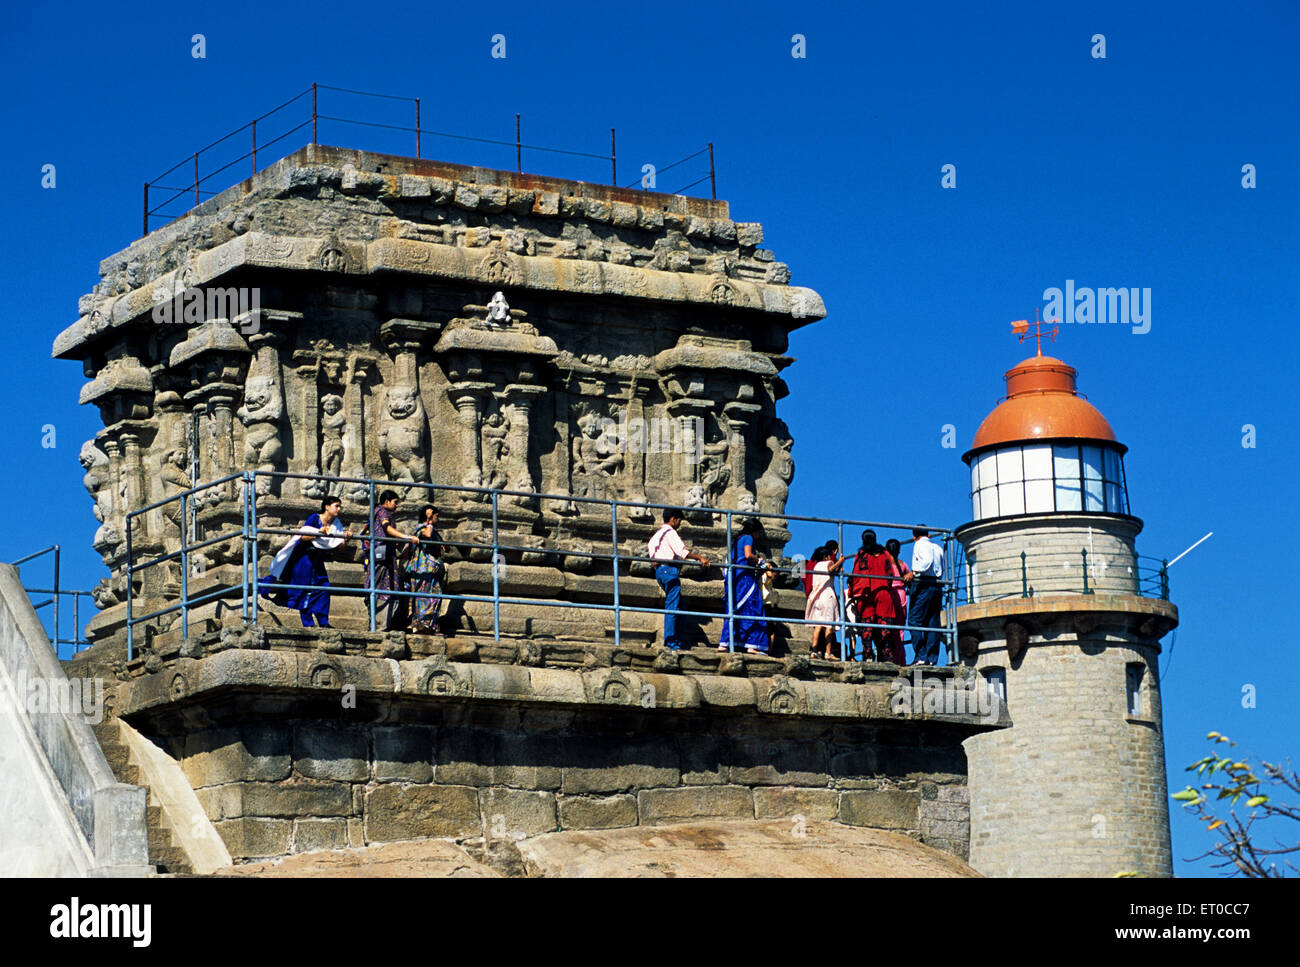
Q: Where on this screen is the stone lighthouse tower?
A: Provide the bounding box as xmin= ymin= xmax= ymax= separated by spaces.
xmin=956 ymin=322 xmax=1178 ymax=877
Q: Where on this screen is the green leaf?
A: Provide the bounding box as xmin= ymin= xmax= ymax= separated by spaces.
xmin=1246 ymin=796 xmax=1269 ymax=807
xmin=1172 ymin=788 xmax=1199 ymax=802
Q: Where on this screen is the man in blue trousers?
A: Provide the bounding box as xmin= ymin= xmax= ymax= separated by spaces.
xmin=907 ymin=526 xmax=946 ymax=665
xmin=647 ymin=508 xmax=710 ymax=650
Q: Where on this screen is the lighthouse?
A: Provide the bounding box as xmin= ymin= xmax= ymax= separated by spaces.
xmin=956 ymin=319 xmax=1178 ymax=877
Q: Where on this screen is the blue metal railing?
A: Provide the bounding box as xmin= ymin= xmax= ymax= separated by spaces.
xmin=125 ymin=470 xmax=963 ymax=665
xmin=9 ymin=544 xmax=94 ymax=654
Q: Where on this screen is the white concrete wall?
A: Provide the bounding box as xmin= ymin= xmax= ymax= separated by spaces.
xmin=0 ymin=656 xmax=94 ymax=874
xmin=0 ymin=564 xmax=150 ymax=876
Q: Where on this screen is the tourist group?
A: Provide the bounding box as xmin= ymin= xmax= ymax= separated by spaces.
xmin=648 ymin=508 xmax=948 ymax=664
xmin=258 ymin=492 xmax=445 ymax=633
xmin=258 ymin=498 xmax=948 ymax=664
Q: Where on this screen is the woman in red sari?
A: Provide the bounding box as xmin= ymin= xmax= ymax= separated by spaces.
xmin=882 ymin=538 xmax=912 ymax=665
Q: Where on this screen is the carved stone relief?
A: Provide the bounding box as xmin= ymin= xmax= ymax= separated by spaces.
xmin=379 ymin=384 xmax=429 ymax=489
xmin=236 ymin=371 xmax=284 ymax=495
xmin=756 ymin=416 xmax=795 ymax=517
xmin=570 ymin=399 xmax=624 ymax=501
xmin=80 ymin=441 xmax=120 ymax=554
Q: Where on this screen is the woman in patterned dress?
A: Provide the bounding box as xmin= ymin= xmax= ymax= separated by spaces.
xmin=366 ymin=490 xmax=417 ymax=630
xmin=407 ymin=505 xmax=446 ymax=634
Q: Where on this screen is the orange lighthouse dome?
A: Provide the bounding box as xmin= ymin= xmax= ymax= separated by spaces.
xmin=963 ymin=330 xmax=1133 ymax=521
xmin=969 ymin=352 xmax=1122 ymax=455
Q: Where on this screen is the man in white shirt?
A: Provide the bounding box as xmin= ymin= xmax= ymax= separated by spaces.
xmin=906 ymin=527 xmax=946 ymax=665
xmin=647 ymin=507 xmax=710 ymax=650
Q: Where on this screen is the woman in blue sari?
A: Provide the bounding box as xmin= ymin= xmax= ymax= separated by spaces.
xmin=719 ymin=518 xmax=771 ymax=654
xmin=259 ymin=496 xmax=353 ymax=627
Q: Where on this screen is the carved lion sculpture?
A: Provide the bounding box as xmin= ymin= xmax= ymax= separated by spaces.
xmin=237 ymin=374 xmax=284 ymax=472
xmin=379 ymin=385 xmax=428 ymax=483
xmin=80 ymin=441 xmax=120 ymax=551
xmin=756 ymin=430 xmax=794 ymax=515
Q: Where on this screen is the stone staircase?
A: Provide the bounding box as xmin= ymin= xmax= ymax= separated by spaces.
xmin=91 ymin=719 xmax=191 ymax=875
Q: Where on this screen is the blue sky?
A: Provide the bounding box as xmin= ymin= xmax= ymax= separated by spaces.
xmin=2 ymin=0 xmax=1296 ymax=876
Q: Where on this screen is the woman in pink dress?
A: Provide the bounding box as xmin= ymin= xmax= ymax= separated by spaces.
xmin=805 ymin=546 xmax=846 ymax=660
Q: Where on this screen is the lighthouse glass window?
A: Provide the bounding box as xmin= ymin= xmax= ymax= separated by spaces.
xmin=970 ymin=442 xmax=1129 ymax=519
xmin=1022 ymin=445 xmax=1053 ymax=512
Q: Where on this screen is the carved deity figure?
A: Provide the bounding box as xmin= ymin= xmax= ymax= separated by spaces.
xmin=481 ymin=411 xmax=510 ymax=491
xmin=80 ymin=441 xmax=120 ymax=551
xmin=320 ymin=393 xmax=346 ymax=479
xmin=159 ymin=447 xmax=190 ymax=535
xmin=485 ymin=291 xmax=511 ymax=328
xmin=571 ymin=408 xmax=624 ymax=500
xmin=237 ymin=373 xmax=284 ymax=492
xmin=379 ymin=385 xmax=429 ymax=485
xmin=699 ymin=413 xmax=731 ymax=506
xmin=755 ymin=420 xmax=795 ymax=516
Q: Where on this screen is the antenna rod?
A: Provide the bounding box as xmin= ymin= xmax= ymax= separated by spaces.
xmin=1166 ymin=531 xmax=1213 ymax=568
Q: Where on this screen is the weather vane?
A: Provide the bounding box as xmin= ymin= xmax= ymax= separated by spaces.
xmin=1010 ymin=308 xmax=1060 ymax=356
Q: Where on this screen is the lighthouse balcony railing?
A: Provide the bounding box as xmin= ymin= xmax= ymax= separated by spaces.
xmin=955 ymin=545 xmax=1170 ymax=604
xmin=124 ymin=470 xmax=960 ymax=665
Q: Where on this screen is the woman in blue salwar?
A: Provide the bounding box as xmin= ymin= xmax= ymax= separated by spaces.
xmin=718 ymin=518 xmax=772 ymax=654
xmin=259 ymin=496 xmax=353 ymax=627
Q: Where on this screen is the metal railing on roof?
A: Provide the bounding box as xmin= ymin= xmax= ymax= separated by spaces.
xmin=124 ymin=470 xmax=961 ymax=666
xmin=142 ymin=83 xmax=719 ymax=235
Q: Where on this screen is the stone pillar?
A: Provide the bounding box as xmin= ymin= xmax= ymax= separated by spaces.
xmin=620 ymin=379 xmax=653 ymax=519
xmin=119 ymin=430 xmax=147 ymax=531
xmin=554 ymin=389 xmax=575 ymax=514
xmin=340 ymin=354 xmax=375 ymax=503
xmin=723 ymin=400 xmax=761 ymax=506
xmin=667 ymin=398 xmax=709 ymax=497
xmin=167 ymin=322 xmax=252 ymax=513
xmin=449 ymin=383 xmax=491 ymax=497
xmin=294 ymin=361 xmax=321 ymax=498
xmin=502 ymin=383 xmax=545 ymax=505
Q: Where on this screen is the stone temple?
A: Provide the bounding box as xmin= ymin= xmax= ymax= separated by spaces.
xmin=58 ymin=143 xmax=816 ymax=650
xmin=0 ymin=141 xmax=1177 ymax=878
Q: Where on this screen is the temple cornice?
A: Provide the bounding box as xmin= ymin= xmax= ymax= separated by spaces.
xmin=56 ymin=229 xmax=824 ymax=359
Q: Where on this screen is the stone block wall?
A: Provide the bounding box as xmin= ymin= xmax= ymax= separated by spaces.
xmin=959 ymin=597 xmax=1175 ymax=877
xmin=957 ymin=514 xmax=1143 ymax=601
xmin=160 ymin=709 xmax=970 ymax=863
